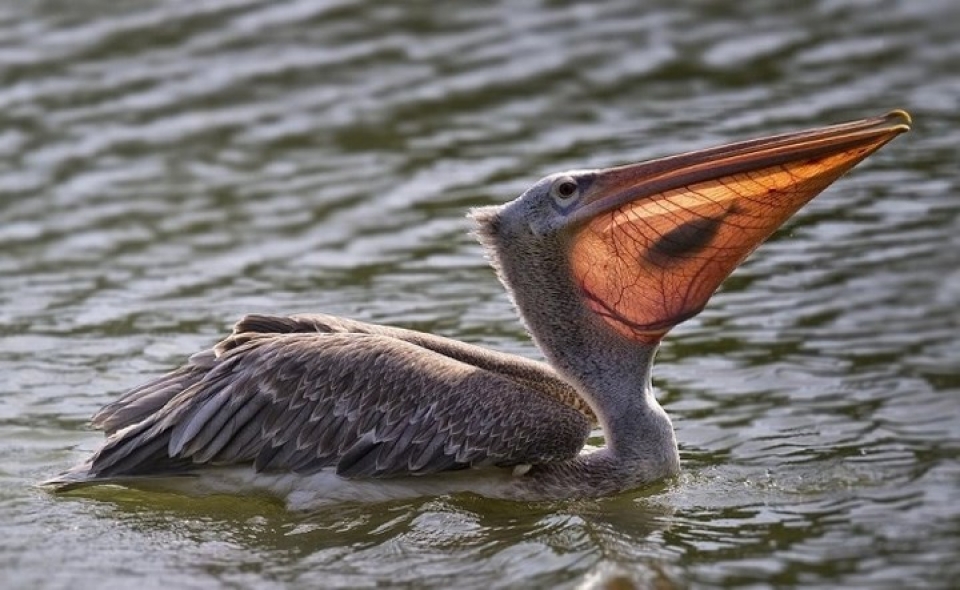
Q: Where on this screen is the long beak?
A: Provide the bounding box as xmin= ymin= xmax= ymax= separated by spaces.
xmin=568 ymin=110 xmax=911 ymax=343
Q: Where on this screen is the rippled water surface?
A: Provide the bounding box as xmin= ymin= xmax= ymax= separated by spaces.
xmin=2 ymin=1 xmax=959 ymax=588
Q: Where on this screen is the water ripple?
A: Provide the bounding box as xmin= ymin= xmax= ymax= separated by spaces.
xmin=2 ymin=0 xmax=959 ymax=588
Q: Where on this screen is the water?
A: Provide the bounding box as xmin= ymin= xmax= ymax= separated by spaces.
xmin=2 ymin=0 xmax=958 ymax=588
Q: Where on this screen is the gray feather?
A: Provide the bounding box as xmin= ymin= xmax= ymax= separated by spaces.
xmin=59 ymin=314 xmax=592 ymax=486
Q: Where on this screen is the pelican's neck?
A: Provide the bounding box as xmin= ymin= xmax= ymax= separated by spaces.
xmin=474 ymin=207 xmax=678 ymax=475
xmin=526 ymin=303 xmax=676 ymax=470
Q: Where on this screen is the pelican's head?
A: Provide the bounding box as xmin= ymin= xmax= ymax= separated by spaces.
xmin=472 ymin=111 xmax=910 ymax=344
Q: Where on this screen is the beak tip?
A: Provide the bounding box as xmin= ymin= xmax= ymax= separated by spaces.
xmin=885 ymin=108 xmax=913 ymax=130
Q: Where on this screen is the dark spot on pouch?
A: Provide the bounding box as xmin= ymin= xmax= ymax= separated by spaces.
xmin=646 ymin=212 xmax=728 ymax=266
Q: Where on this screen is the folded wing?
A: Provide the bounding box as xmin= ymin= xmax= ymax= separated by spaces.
xmin=74 ymin=316 xmax=591 ymax=483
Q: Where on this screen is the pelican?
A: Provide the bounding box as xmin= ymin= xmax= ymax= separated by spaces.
xmin=45 ymin=111 xmax=910 ymax=509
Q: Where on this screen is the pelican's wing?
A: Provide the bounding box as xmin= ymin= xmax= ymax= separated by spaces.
xmin=92 ymin=313 xmax=594 ymax=435
xmin=238 ymin=314 xmax=595 ymax=420
xmin=68 ymin=326 xmax=591 ymax=484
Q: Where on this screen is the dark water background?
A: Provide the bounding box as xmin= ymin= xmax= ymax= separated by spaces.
xmin=2 ymin=1 xmax=958 ymax=588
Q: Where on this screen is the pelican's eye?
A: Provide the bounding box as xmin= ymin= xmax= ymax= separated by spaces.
xmin=549 ymin=177 xmax=581 ymax=212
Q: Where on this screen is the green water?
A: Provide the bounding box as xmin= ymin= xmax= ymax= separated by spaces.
xmin=2 ymin=1 xmax=958 ymax=588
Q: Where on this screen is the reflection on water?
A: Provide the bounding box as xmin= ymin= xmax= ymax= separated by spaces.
xmin=2 ymin=0 xmax=959 ymax=588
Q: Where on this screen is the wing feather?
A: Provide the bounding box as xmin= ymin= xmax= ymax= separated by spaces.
xmin=77 ymin=328 xmax=590 ymax=482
